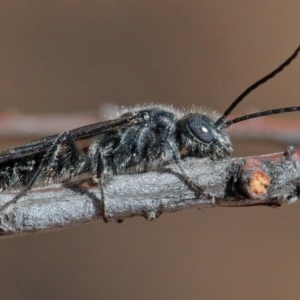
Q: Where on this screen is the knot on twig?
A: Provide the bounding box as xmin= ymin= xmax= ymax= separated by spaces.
xmin=238 ymin=158 xmax=270 ymax=200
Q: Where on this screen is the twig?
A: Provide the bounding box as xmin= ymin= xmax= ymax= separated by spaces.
xmin=0 ymin=147 xmax=299 ymax=236
xmin=0 ymin=111 xmax=99 ymax=138
xmin=228 ymin=117 xmax=300 ymax=144
xmin=0 ymin=112 xmax=300 ymax=145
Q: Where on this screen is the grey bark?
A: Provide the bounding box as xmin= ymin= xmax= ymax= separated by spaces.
xmin=0 ymin=148 xmax=299 ymax=236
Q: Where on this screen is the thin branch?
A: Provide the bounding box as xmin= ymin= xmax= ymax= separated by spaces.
xmin=228 ymin=117 xmax=300 ymax=144
xmin=0 ymin=111 xmax=99 ymax=137
xmin=0 ymin=147 xmax=299 ymax=236
xmin=0 ymin=112 xmax=300 ymax=145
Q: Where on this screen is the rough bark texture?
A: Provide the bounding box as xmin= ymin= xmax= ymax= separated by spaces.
xmin=0 ymin=147 xmax=299 ymax=236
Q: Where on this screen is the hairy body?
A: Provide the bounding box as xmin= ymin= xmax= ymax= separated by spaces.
xmin=0 ymin=106 xmax=232 ymax=191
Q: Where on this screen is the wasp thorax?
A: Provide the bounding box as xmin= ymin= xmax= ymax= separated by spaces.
xmin=176 ymin=113 xmax=233 ymax=160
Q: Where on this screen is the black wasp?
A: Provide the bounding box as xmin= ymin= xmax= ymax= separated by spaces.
xmin=0 ymin=44 xmax=300 ymax=212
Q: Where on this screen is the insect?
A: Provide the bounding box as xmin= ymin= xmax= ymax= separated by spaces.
xmin=0 ymin=44 xmax=300 ymax=213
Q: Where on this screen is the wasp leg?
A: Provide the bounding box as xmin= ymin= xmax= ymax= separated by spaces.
xmin=0 ymin=131 xmax=77 ymax=213
xmin=176 ymin=161 xmax=207 ymax=197
xmin=167 ymin=142 xmax=209 ymax=198
xmin=96 ymin=148 xmax=106 ymax=206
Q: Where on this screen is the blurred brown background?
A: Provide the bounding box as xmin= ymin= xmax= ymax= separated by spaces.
xmin=0 ymin=1 xmax=300 ymax=300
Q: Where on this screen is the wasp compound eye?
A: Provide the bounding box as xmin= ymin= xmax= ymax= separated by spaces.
xmin=186 ymin=114 xmax=214 ymax=143
xmin=176 ymin=113 xmax=231 ymax=159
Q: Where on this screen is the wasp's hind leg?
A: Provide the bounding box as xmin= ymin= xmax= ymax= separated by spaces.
xmin=0 ymin=131 xmax=78 ymax=214
xmin=90 ymin=147 xmax=111 ymax=220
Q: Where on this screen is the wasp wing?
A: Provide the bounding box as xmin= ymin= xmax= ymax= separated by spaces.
xmin=0 ymin=114 xmax=137 ymax=164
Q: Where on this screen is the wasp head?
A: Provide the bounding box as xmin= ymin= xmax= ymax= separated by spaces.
xmin=176 ymin=113 xmax=232 ymax=160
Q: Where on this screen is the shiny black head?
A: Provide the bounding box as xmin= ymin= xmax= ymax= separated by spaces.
xmin=177 ymin=113 xmax=232 ymax=160
xmin=178 ymin=44 xmax=300 ymax=160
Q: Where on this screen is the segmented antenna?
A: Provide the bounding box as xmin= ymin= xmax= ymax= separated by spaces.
xmin=221 ymin=106 xmax=300 ymax=129
xmin=215 ymin=44 xmax=300 ymax=127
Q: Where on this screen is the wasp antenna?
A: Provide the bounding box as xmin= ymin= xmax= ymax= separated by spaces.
xmin=215 ymin=44 xmax=300 ymax=127
xmin=221 ymin=106 xmax=300 ymax=129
